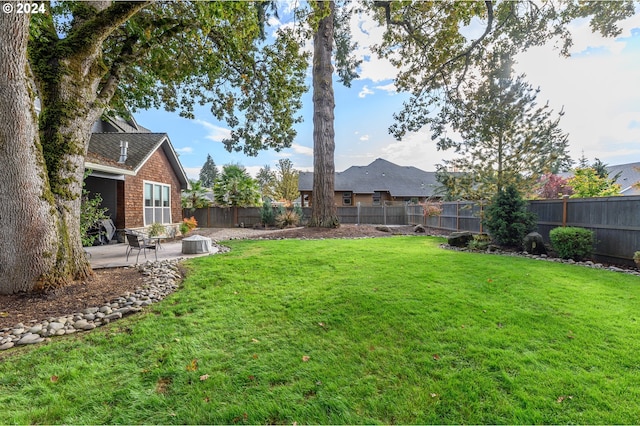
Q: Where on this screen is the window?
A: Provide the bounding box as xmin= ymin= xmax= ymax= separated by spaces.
xmin=343 ymin=192 xmax=352 ymax=206
xmin=144 ymin=182 xmax=171 ymax=225
xmin=373 ymin=191 xmax=381 ymax=206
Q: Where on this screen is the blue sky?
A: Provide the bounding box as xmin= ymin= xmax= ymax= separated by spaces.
xmin=134 ymin=4 xmax=640 ymax=180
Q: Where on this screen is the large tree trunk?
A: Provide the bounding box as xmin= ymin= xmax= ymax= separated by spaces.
xmin=309 ymin=1 xmax=339 ymax=228
xmin=28 ymin=1 xmax=147 ymax=291
xmin=0 ymin=12 xmax=58 ymax=294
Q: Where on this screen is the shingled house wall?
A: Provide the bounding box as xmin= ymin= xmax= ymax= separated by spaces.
xmin=123 ymin=148 xmax=183 ymax=228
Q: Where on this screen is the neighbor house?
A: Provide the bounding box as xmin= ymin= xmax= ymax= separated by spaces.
xmin=84 ymin=115 xmax=189 ymax=233
xmin=299 ymin=158 xmax=441 ymax=207
xmin=607 ymin=161 xmax=640 ymax=196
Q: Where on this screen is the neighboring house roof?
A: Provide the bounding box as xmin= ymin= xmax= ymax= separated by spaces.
xmin=607 ymin=161 xmax=640 ymax=195
xmin=85 ymin=122 xmax=189 ymax=190
xmin=299 ymin=158 xmax=441 ymax=198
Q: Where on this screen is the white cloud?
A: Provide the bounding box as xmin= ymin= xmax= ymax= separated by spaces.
xmin=290 ymin=143 xmax=313 ymax=156
xmin=184 ymin=167 xmax=201 ymax=181
xmin=358 ymin=85 xmax=375 ymax=98
xmin=195 ymin=119 xmax=231 ymax=142
xmin=359 ymin=134 xmax=370 ymax=141
xmin=374 ymin=83 xmax=397 ymax=94
xmin=380 ymin=127 xmax=456 ymax=171
xmin=350 ymin=11 xmax=400 ymax=82
xmin=514 ymin=33 xmax=640 ymax=165
xmin=175 ymin=146 xmax=193 ymax=154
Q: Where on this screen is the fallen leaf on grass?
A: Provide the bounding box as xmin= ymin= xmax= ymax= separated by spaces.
xmin=318 ymin=322 xmax=325 ymax=327
xmin=252 ymin=353 xmax=258 ymax=359
xmin=430 ymin=393 xmax=438 ymax=398
xmin=302 ymin=355 xmax=310 ymax=362
xmin=200 ymin=374 xmax=210 ymax=381
xmin=432 ymin=354 xmax=440 ymax=361
xmin=557 ymin=395 xmax=573 ymax=403
xmin=251 ymin=338 xmax=260 ymax=343
xmin=186 ymin=359 xmax=198 ymax=371
xmin=50 ymin=375 xmax=58 ymax=383
xmin=487 ymin=279 xmax=493 ymax=283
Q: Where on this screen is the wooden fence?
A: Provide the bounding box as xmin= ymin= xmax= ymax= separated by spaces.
xmin=185 ymin=203 xmax=410 ymax=228
xmin=408 ymin=196 xmax=640 ymax=265
xmin=185 ymin=196 xmax=640 ymax=264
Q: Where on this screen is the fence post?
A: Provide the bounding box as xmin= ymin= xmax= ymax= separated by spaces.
xmin=562 ymin=195 xmax=569 ymax=227
xmin=357 ymin=202 xmax=361 ymax=225
xmin=383 ymin=202 xmax=387 ymax=225
xmin=456 ymin=202 xmax=460 ymax=231
xmin=479 ymin=202 xmax=484 ymax=234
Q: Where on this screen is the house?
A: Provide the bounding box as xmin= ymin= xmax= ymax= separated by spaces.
xmin=298 ymin=158 xmax=441 ymax=207
xmin=84 ymin=115 xmax=189 ymax=234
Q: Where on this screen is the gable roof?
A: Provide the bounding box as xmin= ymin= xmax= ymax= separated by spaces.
xmin=299 ymin=158 xmax=441 ymax=198
xmin=607 ymin=161 xmax=640 ymax=195
xmin=85 ymin=120 xmax=189 ymax=190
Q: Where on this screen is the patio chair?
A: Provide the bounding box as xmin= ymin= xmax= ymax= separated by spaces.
xmin=125 ymin=232 xmax=157 ymax=263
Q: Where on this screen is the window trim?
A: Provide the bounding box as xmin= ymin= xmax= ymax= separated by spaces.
xmin=143 ymin=180 xmax=172 ymax=226
xmin=342 ymin=191 xmax=352 ymax=206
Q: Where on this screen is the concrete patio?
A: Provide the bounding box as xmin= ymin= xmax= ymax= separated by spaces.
xmin=85 ymin=239 xmax=218 ymax=269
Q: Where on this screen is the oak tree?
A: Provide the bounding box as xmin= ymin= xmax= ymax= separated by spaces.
xmin=0 ymin=1 xmax=307 ymax=293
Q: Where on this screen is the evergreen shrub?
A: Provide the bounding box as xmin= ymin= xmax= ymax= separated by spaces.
xmin=483 ymin=184 xmax=537 ymax=247
xmin=549 ymin=227 xmax=595 ymax=260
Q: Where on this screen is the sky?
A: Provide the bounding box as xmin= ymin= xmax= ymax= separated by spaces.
xmin=133 ymin=3 xmax=640 ymax=180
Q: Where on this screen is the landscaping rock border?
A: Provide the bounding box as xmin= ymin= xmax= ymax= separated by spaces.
xmin=0 ymin=260 xmax=183 ymax=351
xmin=442 ymin=244 xmax=640 ymax=277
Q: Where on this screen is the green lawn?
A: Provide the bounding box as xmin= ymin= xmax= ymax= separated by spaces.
xmin=1 ymin=236 xmax=640 ymax=424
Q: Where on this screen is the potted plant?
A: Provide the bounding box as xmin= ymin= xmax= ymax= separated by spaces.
xmin=148 ymin=222 xmax=166 ymax=237
xmin=634 ymin=251 xmax=640 ymax=267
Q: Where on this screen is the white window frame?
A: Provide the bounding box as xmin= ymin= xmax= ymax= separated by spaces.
xmin=144 ymin=180 xmax=172 ymax=226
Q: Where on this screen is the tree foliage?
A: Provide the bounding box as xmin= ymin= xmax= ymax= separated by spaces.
xmin=214 ymin=164 xmax=261 ymax=207
xmin=199 ymin=154 xmax=218 ymax=188
xmin=484 ymin=184 xmax=537 ymax=247
xmin=0 ymin=0 xmax=309 ymax=292
xmin=274 ymin=159 xmax=300 ymax=206
xmin=182 ymin=180 xmax=210 ymax=209
xmin=257 ymin=165 xmax=276 ymax=201
xmin=371 ymin=0 xmax=635 ymax=142
xmin=568 ymin=168 xmax=622 ymax=198
xmin=535 ymin=173 xmax=573 ymax=199
xmin=431 ymin=53 xmax=572 ymax=200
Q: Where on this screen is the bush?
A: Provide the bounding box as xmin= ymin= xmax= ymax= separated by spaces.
xmin=483 ymin=184 xmax=537 ymax=247
xmin=549 ymin=227 xmax=595 ymax=260
xmin=181 ymin=216 xmax=198 ymax=235
xmin=148 ymin=222 xmax=165 ymax=237
xmin=275 ymin=208 xmax=300 ymax=228
xmin=260 ymin=201 xmax=275 ymax=227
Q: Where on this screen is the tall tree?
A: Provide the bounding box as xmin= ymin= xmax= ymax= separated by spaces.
xmin=256 ymin=164 xmax=276 ymax=201
xmin=0 ymin=1 xmax=307 ymax=293
xmin=199 ymin=154 xmax=218 ymax=188
xmin=302 ymin=1 xmax=359 ymax=227
xmin=0 ymin=11 xmax=58 ymax=293
xmin=274 ymin=158 xmax=300 ymax=206
xmin=430 ymin=53 xmax=571 ymax=200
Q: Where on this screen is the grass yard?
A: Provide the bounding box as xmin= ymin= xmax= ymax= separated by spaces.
xmin=1 ymin=236 xmax=640 ymax=424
